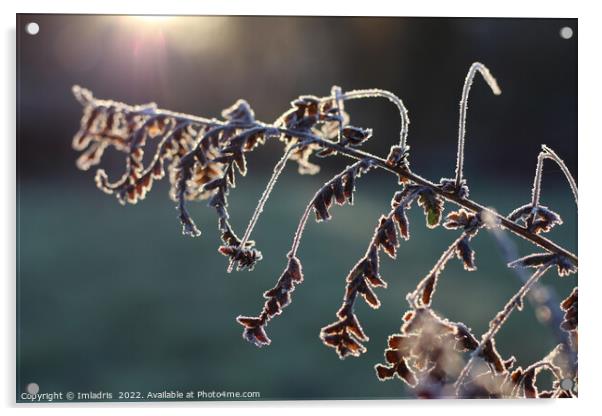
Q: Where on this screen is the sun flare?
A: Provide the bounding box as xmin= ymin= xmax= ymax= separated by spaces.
xmin=131 ymin=15 xmax=174 ymax=24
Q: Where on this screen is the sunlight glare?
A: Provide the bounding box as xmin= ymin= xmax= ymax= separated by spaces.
xmin=132 ymin=16 xmax=174 ymax=24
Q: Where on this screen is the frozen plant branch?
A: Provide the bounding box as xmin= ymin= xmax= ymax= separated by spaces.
xmin=454 ymin=62 xmax=502 ymax=190
xmin=541 ymin=145 xmax=578 ymax=205
xmin=482 ymin=208 xmax=577 ymax=379
xmin=531 ymin=144 xmax=578 ymax=208
xmin=339 ymin=88 xmax=410 ymax=149
xmin=71 ymin=61 xmax=577 ymax=399
xmin=454 ymin=263 xmax=553 ymax=392
xmin=531 ymin=150 xmax=546 ymax=208
xmin=407 ymin=233 xmax=466 ymax=308
xmin=227 ymin=141 xmax=307 ymax=272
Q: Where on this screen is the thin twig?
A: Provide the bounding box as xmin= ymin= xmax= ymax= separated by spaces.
xmin=510 ymin=360 xmax=564 ymax=398
xmin=339 ymin=89 xmax=410 ymax=149
xmin=482 ymin=209 xmax=578 ymax=377
xmin=531 ymin=145 xmax=578 ymax=209
xmin=289 ymin=160 xmax=367 ymax=259
xmin=542 ymin=145 xmax=578 ymax=205
xmin=455 ymin=63 xmax=502 ymax=188
xmin=531 ymin=151 xmax=546 ymax=208
xmin=227 ymin=142 xmax=306 ymax=272
xmin=454 ymin=263 xmax=553 ymax=392
xmin=407 ymin=233 xmax=466 ymax=307
xmin=524 ymin=360 xmax=563 ymax=383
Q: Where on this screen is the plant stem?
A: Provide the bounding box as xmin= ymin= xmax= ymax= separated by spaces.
xmin=531 ymin=145 xmax=578 ymax=209
xmin=289 ymin=202 xmax=315 ymax=260
xmin=84 ymin=92 xmax=577 ymax=267
xmin=407 ymin=233 xmax=466 ymax=307
xmin=542 ymin=145 xmax=578 ymax=205
xmin=227 ymin=143 xmax=302 ymax=272
xmin=524 ymin=360 xmax=563 ymax=382
xmin=454 ymin=263 xmax=552 ymax=392
xmin=288 ymin=160 xmax=366 ymax=259
xmin=455 ymin=63 xmax=502 ymax=188
xmin=510 ymin=360 xmax=563 ymax=397
xmin=483 ymin=210 xmax=578 ymax=377
xmin=339 ymin=89 xmax=410 ymax=149
xmin=330 ymin=85 xmax=345 ymax=141
xmin=531 ymin=151 xmax=546 ymax=208
xmin=308 ymin=137 xmax=578 ymax=266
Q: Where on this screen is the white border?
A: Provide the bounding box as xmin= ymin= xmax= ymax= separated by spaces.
xmin=3 ymin=1 xmax=600 ymax=415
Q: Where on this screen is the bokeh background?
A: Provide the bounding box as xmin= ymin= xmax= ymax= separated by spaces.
xmin=17 ymin=15 xmax=577 ymax=401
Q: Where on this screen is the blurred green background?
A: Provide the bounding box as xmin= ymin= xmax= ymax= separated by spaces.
xmin=17 ymin=15 xmax=577 ymax=401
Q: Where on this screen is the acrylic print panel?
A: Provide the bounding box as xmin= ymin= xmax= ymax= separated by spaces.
xmin=16 ymin=14 xmax=577 ymax=402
